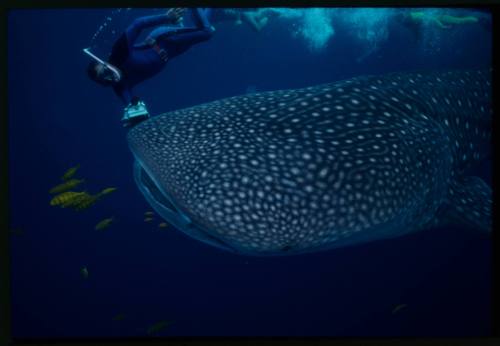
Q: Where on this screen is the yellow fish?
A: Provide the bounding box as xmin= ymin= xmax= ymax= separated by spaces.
xmin=144 ymin=217 xmax=154 ymax=222
xmin=81 ymin=266 xmax=89 ymax=279
xmin=144 ymin=211 xmax=155 ymax=216
xmin=95 ymin=217 xmax=114 ymax=230
xmin=158 ymin=222 xmax=168 ymax=228
xmin=72 ymin=194 xmax=100 ymax=211
xmin=99 ymin=187 xmax=117 ymax=196
xmin=50 ymin=189 xmax=104 ymax=211
xmin=147 ymin=320 xmax=172 ymax=335
xmin=50 ymin=191 xmax=88 ymax=207
xmin=49 ymin=178 xmax=84 ymax=194
xmin=392 ymin=304 xmax=408 ymax=315
xmin=61 ymin=164 xmax=80 ymax=181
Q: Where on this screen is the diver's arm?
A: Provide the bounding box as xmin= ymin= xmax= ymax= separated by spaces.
xmin=125 ymin=14 xmax=180 ymax=45
xmin=113 ymin=84 xmax=133 ymax=105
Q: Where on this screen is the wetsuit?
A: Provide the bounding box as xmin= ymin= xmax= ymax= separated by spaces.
xmin=108 ymin=8 xmax=213 ymax=105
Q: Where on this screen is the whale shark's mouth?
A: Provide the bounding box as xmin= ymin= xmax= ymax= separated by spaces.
xmin=133 ymin=160 xmax=238 ymax=253
xmin=137 ymin=165 xmax=176 ymax=213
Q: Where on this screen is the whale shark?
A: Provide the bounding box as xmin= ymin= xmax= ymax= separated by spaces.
xmin=127 ymin=70 xmax=492 ymax=256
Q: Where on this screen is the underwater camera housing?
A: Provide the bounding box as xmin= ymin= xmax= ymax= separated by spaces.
xmin=121 ymin=101 xmax=150 ymax=128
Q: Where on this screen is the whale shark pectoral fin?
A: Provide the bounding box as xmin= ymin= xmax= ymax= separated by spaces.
xmin=445 ymin=176 xmax=492 ymax=232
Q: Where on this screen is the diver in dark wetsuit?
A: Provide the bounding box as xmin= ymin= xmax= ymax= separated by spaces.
xmin=86 ymin=8 xmax=214 ymax=127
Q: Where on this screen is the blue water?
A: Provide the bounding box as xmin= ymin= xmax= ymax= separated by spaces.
xmin=8 ymin=8 xmax=492 ymax=338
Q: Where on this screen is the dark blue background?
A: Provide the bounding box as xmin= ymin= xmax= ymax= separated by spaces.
xmin=8 ymin=8 xmax=492 ymax=338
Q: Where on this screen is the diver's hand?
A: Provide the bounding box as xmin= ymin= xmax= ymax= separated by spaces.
xmin=166 ymin=8 xmax=185 ymax=24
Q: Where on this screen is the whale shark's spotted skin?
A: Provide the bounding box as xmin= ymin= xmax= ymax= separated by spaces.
xmin=128 ymin=70 xmax=492 ymax=255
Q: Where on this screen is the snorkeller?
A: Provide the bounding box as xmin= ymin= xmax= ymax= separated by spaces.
xmin=86 ymin=8 xmax=214 ymax=128
xmin=397 ymin=9 xmax=483 ymax=42
xmin=409 ymin=11 xmax=479 ymax=29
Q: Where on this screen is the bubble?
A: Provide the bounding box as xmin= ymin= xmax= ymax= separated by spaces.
xmin=263 ymin=8 xmax=335 ymax=52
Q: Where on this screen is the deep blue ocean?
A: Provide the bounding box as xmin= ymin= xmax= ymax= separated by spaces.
xmin=8 ymin=8 xmax=492 ymax=338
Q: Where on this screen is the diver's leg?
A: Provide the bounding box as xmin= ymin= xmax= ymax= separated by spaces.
xmin=157 ymin=13 xmax=214 ymax=47
xmin=156 ymin=8 xmax=214 ymax=46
